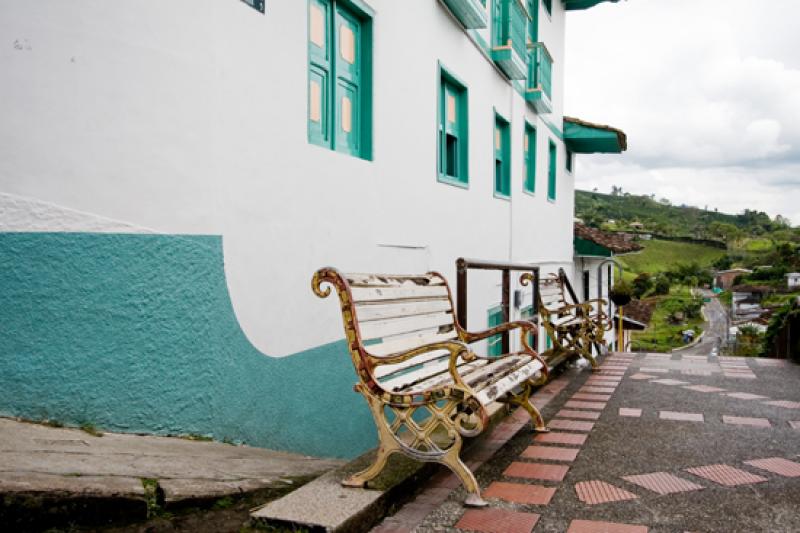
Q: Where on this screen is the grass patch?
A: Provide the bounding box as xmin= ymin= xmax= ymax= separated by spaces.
xmin=631 ymin=287 xmax=705 ymax=352
xmin=618 ymin=239 xmax=726 ymax=275
xmin=80 ymin=423 xmax=103 ymax=437
xmin=181 ymin=434 xmax=213 ymax=442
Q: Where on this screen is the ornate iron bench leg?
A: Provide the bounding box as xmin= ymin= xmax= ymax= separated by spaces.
xmin=505 ymin=383 xmax=549 ymax=433
xmin=441 ymin=447 xmax=487 ymax=507
xmin=343 ymin=389 xmax=402 ymax=488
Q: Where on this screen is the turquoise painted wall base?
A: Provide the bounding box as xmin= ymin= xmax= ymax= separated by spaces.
xmin=0 ymin=232 xmax=376 ymax=459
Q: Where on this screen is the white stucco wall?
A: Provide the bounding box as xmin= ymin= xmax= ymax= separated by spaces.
xmin=0 ymin=0 xmax=577 ymax=356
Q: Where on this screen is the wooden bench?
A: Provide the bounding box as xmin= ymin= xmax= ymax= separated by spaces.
xmin=521 ymin=270 xmax=609 ymax=370
xmin=312 ymin=268 xmax=550 ymax=507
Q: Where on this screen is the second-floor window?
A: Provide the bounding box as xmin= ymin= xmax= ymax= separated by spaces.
xmin=547 ymin=139 xmax=557 ymax=201
xmin=524 ymin=122 xmax=536 ymax=194
xmin=494 ymin=113 xmax=511 ymax=198
xmin=307 ymin=0 xmax=373 ymax=160
xmin=438 ymin=67 xmax=469 ymax=186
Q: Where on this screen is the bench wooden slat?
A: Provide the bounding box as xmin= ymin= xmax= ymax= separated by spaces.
xmin=355 ymin=299 xmax=453 ymax=322
xmin=350 ymin=285 xmax=450 ymax=303
xmin=366 ymin=331 xmax=460 ymax=357
xmin=373 ymin=350 xmax=451 ymax=378
xmin=345 ymin=273 xmax=446 ymax=287
xmin=379 ymin=356 xmax=481 ymax=392
xmin=358 ymin=311 xmax=455 ymax=341
xmin=475 ymin=359 xmax=544 ymax=405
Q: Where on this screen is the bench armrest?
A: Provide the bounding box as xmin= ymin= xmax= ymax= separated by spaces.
xmin=462 ymin=320 xmax=538 ymax=343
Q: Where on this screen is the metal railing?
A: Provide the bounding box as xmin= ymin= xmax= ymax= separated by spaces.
xmin=456 ymin=257 xmax=540 ymax=353
xmin=528 ymin=42 xmax=553 ymax=99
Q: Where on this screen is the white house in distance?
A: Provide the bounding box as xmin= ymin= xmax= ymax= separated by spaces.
xmin=787 ymin=273 xmax=800 ymax=289
xmin=0 ymin=0 xmax=626 ymax=459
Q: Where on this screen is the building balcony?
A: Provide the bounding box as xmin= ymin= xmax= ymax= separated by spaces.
xmin=440 ymin=0 xmax=489 ymax=29
xmin=490 ymin=0 xmax=530 ymax=80
xmin=525 ymin=42 xmax=553 ymax=114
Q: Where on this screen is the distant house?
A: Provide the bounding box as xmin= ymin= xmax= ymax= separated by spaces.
xmin=714 ymin=268 xmax=751 ymax=290
xmin=629 ymin=221 xmax=645 ymax=230
xmin=731 ymin=285 xmax=773 ymax=322
xmin=787 ymin=273 xmax=800 ymax=289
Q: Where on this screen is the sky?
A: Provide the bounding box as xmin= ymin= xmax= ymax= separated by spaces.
xmin=565 ymin=0 xmax=800 ymax=225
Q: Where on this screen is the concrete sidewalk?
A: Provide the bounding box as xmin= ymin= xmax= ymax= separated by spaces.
xmin=370 ymin=353 xmax=800 ymax=532
xmin=0 ymin=418 xmax=342 ymax=529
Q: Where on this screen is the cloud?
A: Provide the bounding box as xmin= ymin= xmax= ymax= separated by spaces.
xmin=565 ymin=0 xmax=800 ymax=223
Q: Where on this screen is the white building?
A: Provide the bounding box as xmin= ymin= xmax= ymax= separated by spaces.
xmin=0 ymin=0 xmax=625 ymax=458
xmin=787 ymin=273 xmax=800 ymax=289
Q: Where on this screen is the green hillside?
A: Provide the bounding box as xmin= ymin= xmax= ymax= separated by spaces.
xmin=575 ymin=189 xmax=782 ymax=238
xmin=617 ymin=239 xmax=726 ymax=278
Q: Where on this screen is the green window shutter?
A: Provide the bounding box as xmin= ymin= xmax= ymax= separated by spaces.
xmin=494 ymin=113 xmax=510 ymax=198
xmin=524 ymin=123 xmax=536 ymax=193
xmin=438 ymin=67 xmax=469 ymax=186
xmin=307 ymin=0 xmax=372 ymax=160
xmin=547 ymin=139 xmax=556 ymax=201
xmin=527 ymin=0 xmax=538 ymax=42
xmin=241 ymin=0 xmax=265 ymax=13
xmin=487 ymin=306 xmax=503 ymax=357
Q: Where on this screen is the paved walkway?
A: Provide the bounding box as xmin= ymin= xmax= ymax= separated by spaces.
xmin=0 ymin=418 xmax=341 ymax=517
xmin=371 ymin=353 xmax=800 ymax=533
xmin=676 ymin=291 xmax=728 ymax=358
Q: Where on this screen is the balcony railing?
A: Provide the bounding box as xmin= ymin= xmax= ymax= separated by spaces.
xmin=525 ymin=42 xmax=553 ymax=113
xmin=490 ymin=0 xmax=530 ymax=80
xmin=440 ymin=0 xmax=489 ymax=29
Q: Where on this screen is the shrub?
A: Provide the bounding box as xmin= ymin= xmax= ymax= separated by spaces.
xmin=632 ymin=273 xmax=653 ymax=298
xmin=652 ymin=276 xmax=671 ymax=295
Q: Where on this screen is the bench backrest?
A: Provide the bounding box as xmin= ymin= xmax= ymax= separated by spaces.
xmin=538 ymin=273 xmax=570 ymax=315
xmin=312 ymin=268 xmax=463 ymax=391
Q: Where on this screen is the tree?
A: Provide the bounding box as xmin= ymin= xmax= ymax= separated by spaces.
xmin=632 ymin=273 xmax=653 ymax=299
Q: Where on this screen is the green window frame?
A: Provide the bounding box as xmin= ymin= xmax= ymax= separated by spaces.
xmin=487 ymin=306 xmax=503 ymax=356
xmin=438 ymin=65 xmax=469 ymax=187
xmin=547 ymin=139 xmax=556 ymax=201
xmin=494 ymin=113 xmax=511 ymax=198
xmin=566 ymin=148 xmax=573 ymax=173
xmin=524 ymin=122 xmax=536 ymax=194
xmin=307 ymin=0 xmax=373 ymax=160
xmin=241 ymin=0 xmax=265 ymax=13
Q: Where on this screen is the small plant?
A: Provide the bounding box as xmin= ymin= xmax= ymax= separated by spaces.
xmin=213 ymin=496 xmax=235 ymax=509
xmin=141 ymin=478 xmax=162 ymax=518
xmin=609 ymin=280 xmax=633 ymax=306
xmin=182 ymin=433 xmax=213 ymax=442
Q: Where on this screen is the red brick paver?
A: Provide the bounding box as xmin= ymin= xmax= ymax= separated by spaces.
xmin=581 ymin=386 xmax=616 ymax=394
xmin=575 ymin=480 xmax=639 ymax=505
xmin=557 ymin=409 xmax=601 ymax=420
xmin=567 ymin=519 xmax=648 ymax=533
xmin=722 ymin=415 xmax=771 ymax=427
xmin=685 ymin=464 xmax=768 ymax=486
xmin=619 ymin=408 xmax=642 ymax=417
xmin=571 ymin=393 xmax=612 ymax=401
xmin=504 ymin=462 xmax=569 ymax=481
xmin=623 ymin=472 xmax=704 ymax=495
xmin=744 ymin=457 xmax=800 ymax=477
xmin=535 ymin=431 xmax=588 ymax=445
xmin=548 ymin=419 xmax=595 ymax=432
xmin=763 ymin=400 xmax=800 ymax=409
xmin=564 ymin=400 xmax=607 ymax=410
xmin=455 ymin=508 xmax=540 ymax=533
xmin=483 ymin=481 xmax=557 ymax=505
xmin=660 ymin=411 xmax=704 ymax=422
xmin=521 ymin=445 xmax=580 ymax=462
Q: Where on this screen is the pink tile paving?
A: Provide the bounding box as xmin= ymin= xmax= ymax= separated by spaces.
xmin=724 ymin=392 xmax=768 ymax=400
xmin=685 ymin=464 xmax=768 ymax=486
xmin=629 ymin=373 xmax=658 ymax=380
xmin=575 ymin=480 xmax=638 ymax=505
xmin=557 ymin=409 xmax=601 ymax=420
xmin=483 ymin=481 xmax=557 ymax=505
xmin=535 ymin=431 xmax=588 ymax=445
xmin=683 ymin=384 xmax=726 ymax=393
xmin=548 ymin=419 xmax=595 ymax=432
xmin=622 ymin=472 xmax=704 ymax=495
xmin=660 ymin=411 xmax=704 ymax=422
xmin=455 ymin=508 xmax=541 ymax=533
xmin=521 ymin=445 xmax=580 ymax=462
xmin=564 ymin=400 xmax=607 ymax=410
xmin=651 ymin=379 xmax=690 ymax=386
xmin=763 ymin=400 xmax=800 ymax=409
xmin=639 ymin=367 xmax=669 ymax=373
xmin=619 ymin=408 xmax=642 ymax=417
xmin=722 ymin=415 xmax=771 ymax=427
xmin=567 ymin=519 xmax=648 ymax=533
xmin=682 ymin=369 xmax=712 ymax=376
xmin=571 ymin=393 xmax=612 ymax=401
xmin=744 ymin=457 xmax=800 ymax=477
xmin=504 ymin=461 xmax=570 ymax=481
xmin=789 ymin=421 xmax=800 ymax=429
